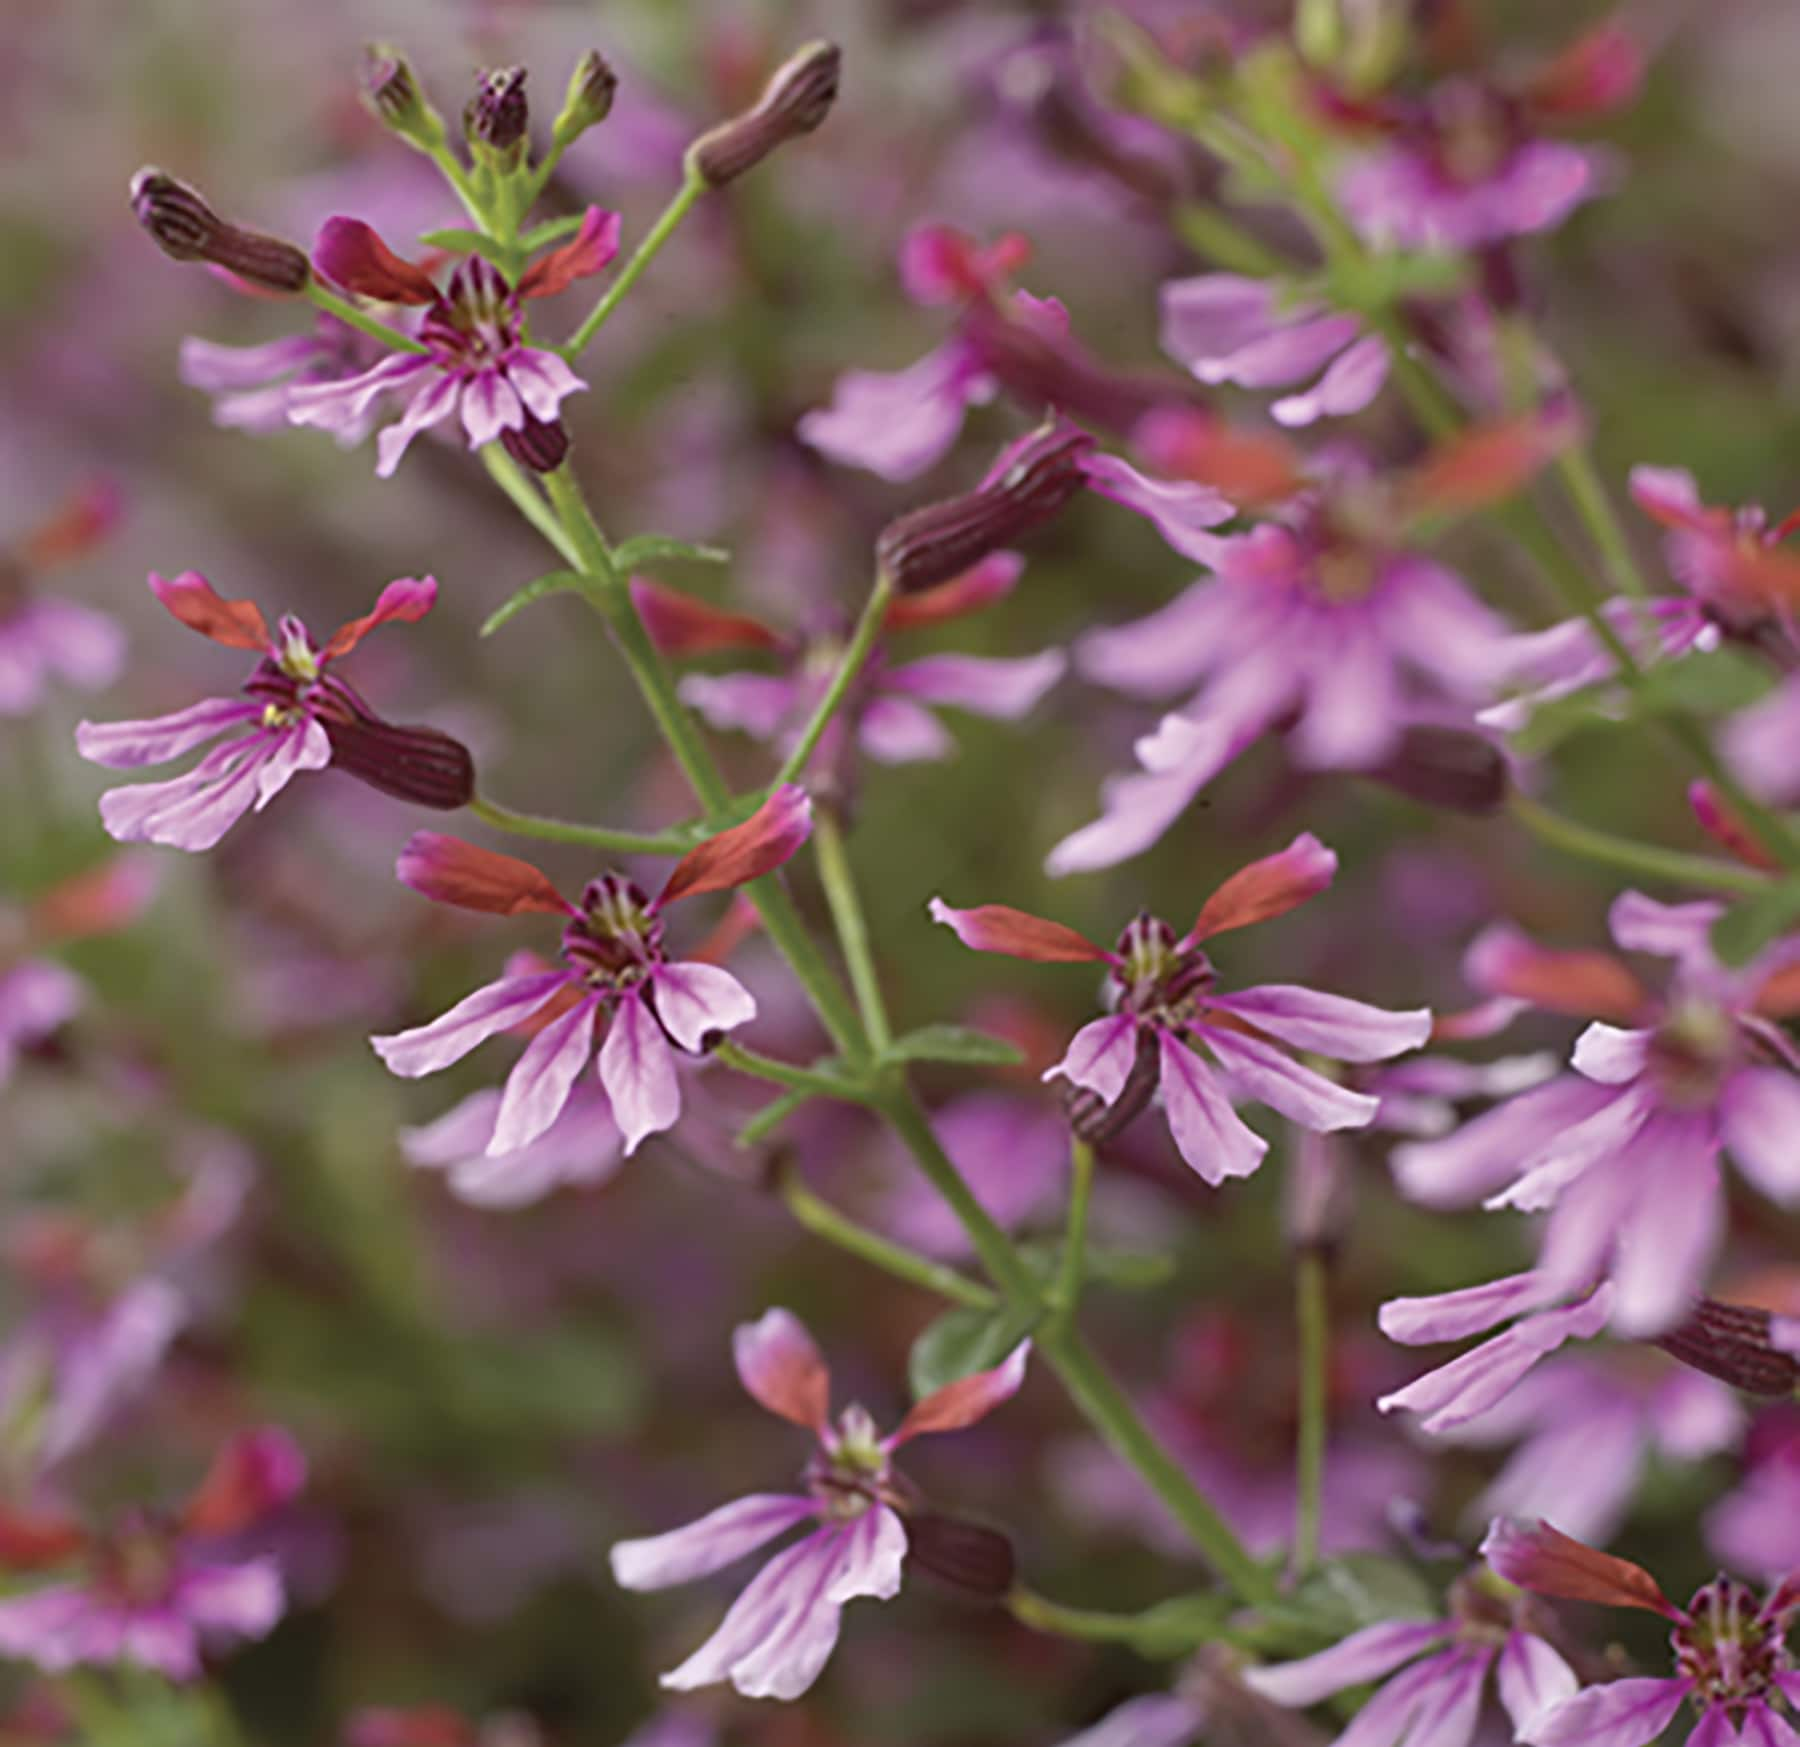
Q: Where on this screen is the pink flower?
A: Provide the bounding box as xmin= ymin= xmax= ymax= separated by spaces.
xmin=75 ymin=571 xmax=468 ymax=851
xmin=399 ymin=1082 xmax=622 ymax=1209
xmin=635 ymin=553 xmax=1065 ymax=775
xmin=1708 ymin=1413 xmax=1800 ymax=1585
xmin=1390 ymin=892 xmax=1800 ymax=1336
xmin=372 ymin=788 xmax=812 ymax=1157
xmin=1484 ymin=1518 xmax=1800 ymax=1747
xmin=930 ymin=833 xmax=1431 ymax=1182
xmin=1243 ymin=1571 xmax=1579 ymax=1747
xmin=609 ymin=1307 xmax=1028 ymax=1700
xmin=1048 ymin=417 xmax=1559 ymax=874
xmin=179 ymin=315 xmax=389 ymax=440
xmin=0 ymin=1429 xmax=303 ymax=1681
xmin=286 ymin=209 xmax=619 ymax=476
xmin=0 ymin=483 xmax=125 ymax=717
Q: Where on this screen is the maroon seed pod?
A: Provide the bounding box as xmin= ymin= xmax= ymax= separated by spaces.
xmin=1654 ymin=1297 xmax=1800 ymax=1397
xmin=901 ymin=1512 xmax=1016 ymax=1598
xmin=687 ymin=41 xmax=841 ymax=188
xmin=499 ymin=414 xmax=571 ymax=475
xmin=129 ymin=169 xmax=310 ymax=294
xmin=876 ymin=423 xmax=1095 ymax=595
xmin=318 ymin=688 xmax=475 ymax=811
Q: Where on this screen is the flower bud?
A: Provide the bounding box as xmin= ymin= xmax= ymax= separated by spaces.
xmin=499 ymin=413 xmax=571 ymax=475
xmin=362 ymin=44 xmax=447 ymax=151
xmin=686 ymin=41 xmax=840 ymax=188
xmin=553 ymin=50 xmax=619 ymax=147
xmin=1654 ymin=1296 xmax=1800 ymax=1397
xmin=1364 ymin=726 xmax=1508 ymax=815
xmin=318 ymin=690 xmax=475 ymax=811
xmin=901 ymin=1512 xmax=1015 ymax=1598
xmin=129 ymin=169 xmax=310 ymax=294
xmin=876 ymin=423 xmax=1094 ymax=595
xmin=467 ymin=66 xmax=530 ymax=169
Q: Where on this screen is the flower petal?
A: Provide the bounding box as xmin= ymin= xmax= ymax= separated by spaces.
xmin=312 ymin=216 xmax=440 ymax=303
xmin=1721 ymin=1067 xmax=1800 ymax=1205
xmin=1078 ymin=453 xmax=1233 ymax=565
xmin=883 ymin=552 xmax=1023 ymax=632
xmin=882 ymin=651 xmax=1066 ymax=720
xmin=371 ymin=970 xmax=572 ymax=1077
xmin=610 ymin=1493 xmax=816 ymax=1591
xmin=1609 ymin=1116 xmax=1721 ymax=1336
xmin=146 ymin=570 xmax=270 ymax=651
xmin=1607 ymin=890 xmax=1725 ymax=966
xmin=516 ymin=206 xmax=622 ymax=299
xmin=1272 ymin=333 xmax=1390 ymax=426
xmin=1378 ymin=1272 xmax=1555 ymax=1345
xmin=857 ymin=696 xmax=955 ymax=763
xmin=489 ymin=993 xmax=600 ymax=1156
xmin=76 ymin=696 xmax=262 ymax=769
xmin=679 ymin=671 xmax=798 ymax=739
xmin=1201 ymin=1028 xmax=1380 ymax=1132
xmin=395 ymin=833 xmax=574 ymax=917
xmin=928 ymin=897 xmax=1106 ymax=962
xmin=1465 ymin=924 xmax=1649 ymax=1021
xmin=1054 ymin=1695 xmax=1201 ymax=1747
xmin=890 ymin=1343 xmax=1029 ymax=1446
xmin=598 ymin=993 xmax=681 ymax=1155
xmin=651 ymin=962 xmax=756 ymax=1053
xmin=1208 ymin=985 xmax=1431 ymax=1062
xmin=659 ymin=786 xmax=813 ymax=906
xmin=374 ymin=372 xmax=461 ymax=478
xmin=630 ymin=577 xmax=783 ymax=656
xmin=1158 ymin=1032 xmax=1268 ymax=1185
xmin=1483 ymin=1520 xmax=1677 ymax=1616
xmin=799 ymin=344 xmax=984 ymax=483
xmin=322 ymin=576 xmax=438 ymax=659
xmin=1187 ymin=833 xmax=1337 ymax=943
xmin=1043 ymin=1014 xmax=1140 ymax=1104
xmin=1570 ymin=1023 xmax=1651 ymax=1084
xmin=733 ymin=1308 xmax=831 ymax=1432
xmin=1497 ymin=1632 xmax=1580 ymax=1733
xmin=1242 ymin=1618 xmax=1447 ymax=1707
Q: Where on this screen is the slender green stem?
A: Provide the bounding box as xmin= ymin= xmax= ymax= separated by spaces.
xmin=542 ymin=463 xmax=619 ymax=582
xmin=1173 ymin=203 xmax=1293 ymax=277
xmin=781 ymin=1165 xmax=997 ymax=1309
xmin=1050 ymin=1139 xmax=1095 ymax=1323
xmin=1008 ymin=1587 xmax=1168 ymax=1645
xmin=304 ymin=282 xmax=431 ymax=354
xmin=1556 ymin=444 xmax=1652 ymax=602
xmin=713 ymin=1039 xmax=875 ymax=1103
xmin=469 ymin=794 xmax=700 ymax=856
xmin=564 ymin=172 xmax=707 ymax=358
xmin=878 ymin=1091 xmax=1040 ymax=1305
xmin=1509 ymin=792 xmax=1772 ymax=896
xmin=483 ymin=448 xmax=585 ymax=567
xmin=1037 ymin=1324 xmax=1278 ymax=1607
xmin=1293 ymin=1251 xmax=1329 ymax=1575
xmin=813 ymin=807 xmax=892 ymax=1054
xmin=428 ymin=143 xmax=488 ymax=230
xmin=774 ymin=575 xmax=895 ymax=789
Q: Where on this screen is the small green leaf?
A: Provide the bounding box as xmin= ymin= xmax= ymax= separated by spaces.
xmin=908 ymin=1303 xmax=1041 ymax=1401
xmin=1712 ymin=877 xmax=1800 ymax=966
xmin=1125 ymin=1590 xmax=1238 ymax=1658
xmin=1631 ymin=647 xmax=1769 ymax=718
xmin=520 ymin=213 xmax=588 ymax=250
xmin=481 ymin=569 xmax=589 ymax=636
xmin=612 ymin=534 xmax=731 ymax=571
xmin=1286 ymin=1552 xmax=1440 ymax=1637
xmin=884 ymin=1025 xmax=1025 ymax=1067
xmin=417 ymin=227 xmax=519 ymax=271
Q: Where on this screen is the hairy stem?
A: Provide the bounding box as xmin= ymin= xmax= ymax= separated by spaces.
xmin=564 ymin=172 xmax=707 ymax=358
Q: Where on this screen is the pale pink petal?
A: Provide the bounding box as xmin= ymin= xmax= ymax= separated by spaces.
xmin=1610 ymin=1116 xmax=1721 ymax=1336
xmin=1078 ymin=453 xmax=1233 ymax=564
xmin=15 ymin=602 xmax=126 ymax=694
xmin=96 ymin=735 xmax=278 ymax=851
xmin=1042 ymin=1014 xmax=1140 ymax=1105
xmin=252 ymin=717 xmax=330 ymax=810
xmin=1628 ymin=464 xmax=1706 ymax=529
xmin=1497 ymin=1633 xmax=1579 ymax=1733
xmin=857 ymin=696 xmax=955 ymax=763
xmin=1075 ymin=582 xmax=1242 ymax=699
xmin=798 ymin=345 xmax=983 ymax=482
xmin=76 ymin=696 xmax=262 ymax=769
xmin=679 ymin=671 xmax=799 ymax=740
xmin=1292 ymin=620 xmax=1402 ymax=770
xmin=890 ymin=1342 xmax=1029 ymax=1446
xmin=882 ymin=651 xmax=1066 ymax=719
xmin=42 ymin=1281 xmax=185 ymax=1466
xmin=1045 ymin=762 xmax=1221 ymax=877
xmin=505 ymin=348 xmax=586 ymax=423
xmin=651 ymin=962 xmax=756 ymax=1053
xmin=1377 ymin=558 xmax=1519 ymax=694
xmin=1519 ymin=1679 xmax=1689 ymax=1747
xmin=287 ymin=353 xmax=431 ymax=436
xmin=458 ymin=370 xmax=525 ymax=448
xmin=1379 ymin=1272 xmax=1555 ymax=1345
xmin=1607 ymin=890 xmax=1724 ymax=965
xmin=1200 ymin=1028 xmax=1380 ymax=1133
xmin=1482 ymin=1083 xmax=1653 ymax=1214
xmin=1721 ymin=1067 xmax=1800 ymax=1204
xmin=610 ymin=1494 xmax=816 ymax=1590
xmin=1208 ymin=985 xmax=1431 ymax=1061
xmin=1242 ymin=1618 xmax=1447 ymax=1706
xmin=175 ymin=1559 xmax=285 ymax=1639
xmin=404 ymin=1087 xmax=621 ymax=1209
xmin=1054 ymin=1694 xmax=1201 ymax=1747
xmin=1570 ymin=1023 xmax=1651 ymax=1084
xmin=488 ymin=993 xmax=601 ymax=1155
xmin=733 ymin=1308 xmax=831 ymax=1432
xmin=1272 ymin=334 xmax=1390 ymax=426
xmin=1158 ymin=1032 xmax=1268 ymax=1185
xmin=597 ymin=992 xmax=681 ymax=1155
xmin=1725 ymin=678 xmax=1800 ymax=806
xmin=371 ymin=970 xmax=572 ymax=1077
xmin=373 ymin=372 xmax=461 ymax=478
xmin=1744 ymin=1701 xmax=1800 ymax=1747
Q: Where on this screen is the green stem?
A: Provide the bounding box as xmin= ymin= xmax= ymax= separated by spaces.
xmin=1049 ymin=1139 xmax=1095 ymax=1323
xmin=1008 ymin=1586 xmax=1168 ymax=1645
xmin=1293 ymin=1251 xmax=1329 ymax=1575
xmin=483 ymin=447 xmax=585 ymax=568
xmin=304 ymin=282 xmax=431 ymax=354
xmin=1173 ymin=202 xmax=1293 ymax=277
xmin=713 ymin=1039 xmax=875 ymax=1103
xmin=1509 ymin=792 xmax=1772 ymax=896
xmin=469 ymin=794 xmax=700 ymax=856
xmin=780 ymin=1165 xmax=997 ymax=1310
xmin=774 ymin=574 xmax=895 ymax=789
xmin=813 ymin=807 xmax=892 ymax=1054
xmin=428 ymin=143 xmax=489 ymax=230
xmin=564 ymin=172 xmax=707 ymax=358
xmin=1556 ymin=443 xmax=1652 ymax=602
xmin=1037 ymin=1324 xmax=1278 ymax=1607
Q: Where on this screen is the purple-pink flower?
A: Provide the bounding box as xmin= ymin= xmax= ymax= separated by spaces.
xmin=1390 ymin=892 xmax=1800 ymax=1336
xmin=372 ymin=788 xmax=812 ymax=1156
xmin=0 ymin=483 xmax=125 ymax=717
xmin=930 ymin=833 xmax=1431 ymax=1182
xmin=609 ymin=1307 xmax=1027 ymax=1700
xmin=399 ymin=1080 xmax=622 ymax=1209
xmin=1484 ymin=1517 xmax=1800 ymax=1747
xmin=76 ymin=570 xmax=467 ymax=851
xmin=0 ymin=1428 xmax=303 ymax=1680
xmin=286 ymin=208 xmax=619 ymax=476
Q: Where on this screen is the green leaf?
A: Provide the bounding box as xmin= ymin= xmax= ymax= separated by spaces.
xmin=1125 ymin=1590 xmax=1239 ymax=1658
xmin=1017 ymin=1239 xmax=1174 ymax=1292
xmin=1285 ymin=1552 xmax=1440 ymax=1638
xmin=481 ymin=569 xmax=589 ymax=636
xmin=1712 ymin=877 xmax=1800 ymax=965
xmin=908 ymin=1303 xmax=1041 ymax=1401
xmin=611 ymin=533 xmax=731 ymax=571
xmin=520 ymin=213 xmax=588 ymax=250
xmin=884 ymin=1025 xmax=1025 ymax=1067
xmin=1631 ymin=646 xmax=1770 ymax=718
xmin=417 ymin=227 xmax=518 ymax=270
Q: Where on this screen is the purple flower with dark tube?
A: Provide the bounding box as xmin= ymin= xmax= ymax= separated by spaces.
xmin=930 ymin=834 xmax=1431 ymax=1183
xmin=76 ymin=571 xmax=468 ymax=851
xmin=1484 ymin=1518 xmax=1800 ymax=1747
xmin=285 ymin=208 xmax=619 ymax=476
xmin=179 ymin=314 xmax=391 ymax=441
xmin=1243 ymin=1565 xmax=1579 ymax=1747
xmin=0 ymin=1428 xmax=304 ymax=1680
xmin=372 ymin=788 xmax=811 ymax=1156
xmin=609 ymin=1307 xmax=1028 ymax=1700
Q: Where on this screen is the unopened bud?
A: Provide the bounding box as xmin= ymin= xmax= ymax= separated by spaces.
xmin=319 ymin=691 xmax=475 ymax=812
xmin=363 ymin=44 xmax=447 ymax=151
xmin=129 ymin=169 xmax=310 ymax=294
xmin=498 ymin=413 xmax=570 ymax=475
xmin=901 ymin=1512 xmax=1015 ymax=1598
xmin=876 ymin=423 xmax=1094 ymax=595
xmin=1655 ymin=1296 xmax=1800 ymax=1397
xmin=1365 ymin=726 xmax=1508 ymax=815
xmin=554 ymin=50 xmax=619 ymax=147
xmin=687 ymin=41 xmax=841 ymax=188
xmin=467 ymin=65 xmax=530 ymax=168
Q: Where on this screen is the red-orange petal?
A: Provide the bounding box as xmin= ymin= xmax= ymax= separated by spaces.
xmin=1188 ymin=833 xmax=1337 ymax=943
xmin=659 ymin=786 xmax=813 ymax=907
xmin=396 ymin=833 xmax=574 ymax=917
xmin=147 ymin=570 xmax=270 ymax=652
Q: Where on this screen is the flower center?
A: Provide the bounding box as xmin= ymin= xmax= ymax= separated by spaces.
xmin=807 ymin=1405 xmax=892 ymax=1521
xmin=1673 ymin=1579 xmax=1795 ymax=1709
xmin=430 ymin=260 xmax=520 ymax=370
xmin=1111 ymin=912 xmax=1213 ymax=1025
xmin=1426 ymin=82 xmax=1518 ymax=188
xmin=98 ymin=1518 xmax=177 ymax=1607
xmin=561 ymin=874 xmax=664 ymax=990
xmin=1647 ymin=997 xmax=1738 ymax=1109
